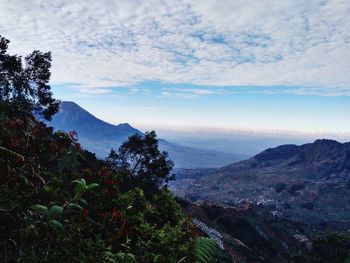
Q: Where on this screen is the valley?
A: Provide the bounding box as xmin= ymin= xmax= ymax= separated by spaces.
xmin=172 ymin=139 xmax=350 ymax=231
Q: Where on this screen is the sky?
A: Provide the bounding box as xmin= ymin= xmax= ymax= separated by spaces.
xmin=0 ymin=0 xmax=349 ymax=138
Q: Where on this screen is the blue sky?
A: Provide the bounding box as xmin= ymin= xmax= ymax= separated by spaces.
xmin=1 ymin=0 xmax=349 ymax=137
xmin=51 ymin=82 xmax=350 ymax=137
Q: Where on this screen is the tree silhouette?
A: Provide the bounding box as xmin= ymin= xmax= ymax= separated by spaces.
xmin=107 ymin=131 xmax=174 ymax=194
xmin=0 ymin=35 xmax=59 ymax=120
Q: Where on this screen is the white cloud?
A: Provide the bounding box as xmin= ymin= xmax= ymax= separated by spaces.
xmin=77 ymin=88 xmax=113 ymax=95
xmin=177 ymin=88 xmax=221 ymax=95
xmin=161 ymin=87 xmax=226 ymax=98
xmin=0 ymin=0 xmax=349 ymax=94
xmin=161 ymin=91 xmax=197 ymax=99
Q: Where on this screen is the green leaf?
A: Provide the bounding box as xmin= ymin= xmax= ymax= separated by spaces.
xmin=48 ymin=205 xmax=63 ymax=220
xmin=86 ymin=183 xmax=99 ymax=191
xmin=78 ymin=198 xmax=88 ymax=206
xmin=72 ymin=178 xmax=86 ymax=186
xmin=72 ymin=178 xmax=87 ymax=195
xmin=32 ymin=205 xmax=49 ymax=215
xmin=66 ymin=203 xmax=83 ymax=211
xmin=49 ymin=219 xmax=64 ymax=233
xmin=114 ymin=253 xmax=137 ymax=263
xmin=43 ymin=185 xmax=53 ymax=193
xmin=80 ymin=178 xmax=86 ymax=186
xmin=195 ymin=237 xmax=224 ymax=263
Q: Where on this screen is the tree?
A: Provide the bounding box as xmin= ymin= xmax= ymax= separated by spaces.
xmin=0 ymin=35 xmax=59 ymax=120
xmin=107 ymin=131 xmax=174 ymax=193
xmin=0 ymin=36 xmax=196 ymax=262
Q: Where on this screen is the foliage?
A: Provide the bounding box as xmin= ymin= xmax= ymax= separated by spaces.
xmin=0 ymin=36 xmax=196 ymax=262
xmin=195 ymin=237 xmax=227 ymax=263
xmin=106 ymin=131 xmax=174 ymax=195
xmin=0 ymin=105 xmax=196 ymax=261
xmin=0 ymin=35 xmax=59 ymax=120
xmin=291 ymin=232 xmax=350 ymax=263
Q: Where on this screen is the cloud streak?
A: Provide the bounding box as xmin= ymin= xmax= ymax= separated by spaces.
xmin=0 ymin=0 xmax=349 ymax=94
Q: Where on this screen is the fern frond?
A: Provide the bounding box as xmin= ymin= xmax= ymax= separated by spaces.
xmin=195 ymin=237 xmax=228 ymax=263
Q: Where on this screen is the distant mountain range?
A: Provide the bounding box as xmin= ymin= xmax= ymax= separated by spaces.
xmin=172 ymin=139 xmax=350 ymax=230
xmin=48 ymin=101 xmax=247 ymax=168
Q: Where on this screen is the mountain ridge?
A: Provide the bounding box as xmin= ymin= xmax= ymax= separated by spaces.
xmin=50 ymin=101 xmax=142 ymax=141
xmin=172 ymin=139 xmax=350 ymax=230
xmin=48 ymin=101 xmax=247 ymax=168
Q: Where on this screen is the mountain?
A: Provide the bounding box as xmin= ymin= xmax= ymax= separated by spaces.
xmin=172 ymin=139 xmax=350 ymax=230
xmin=49 ymin=101 xmax=142 ymax=154
xmin=48 ymin=101 xmax=246 ymax=168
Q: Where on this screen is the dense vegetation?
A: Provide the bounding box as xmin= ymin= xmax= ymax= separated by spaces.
xmin=291 ymin=232 xmax=350 ymax=263
xmin=0 ymin=35 xmax=196 ymax=262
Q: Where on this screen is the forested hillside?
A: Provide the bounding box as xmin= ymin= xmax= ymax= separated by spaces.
xmin=0 ymin=35 xmax=196 ymax=262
